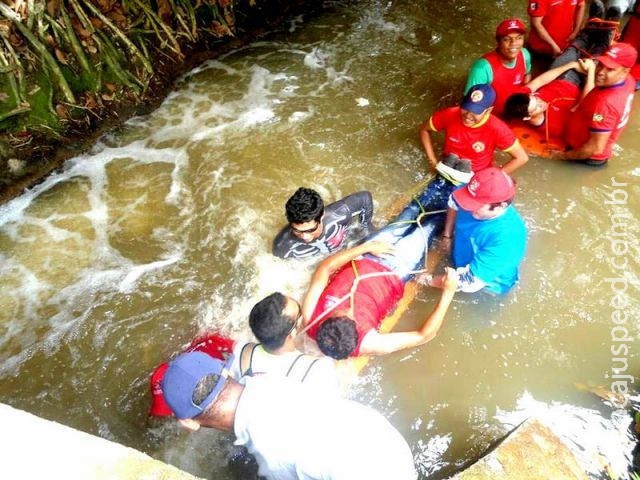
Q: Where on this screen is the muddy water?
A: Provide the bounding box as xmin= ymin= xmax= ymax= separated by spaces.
xmin=0 ymin=1 xmax=638 ymax=478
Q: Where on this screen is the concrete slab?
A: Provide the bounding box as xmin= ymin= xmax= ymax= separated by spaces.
xmin=0 ymin=402 xmax=201 ymax=480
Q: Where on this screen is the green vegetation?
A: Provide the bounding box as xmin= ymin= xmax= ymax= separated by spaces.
xmin=0 ymin=0 xmax=246 ymax=145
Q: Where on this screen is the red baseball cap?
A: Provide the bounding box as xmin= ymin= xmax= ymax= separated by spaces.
xmin=453 ymin=167 xmax=516 ymax=211
xmin=496 ymin=18 xmax=527 ymax=38
xmin=597 ymin=42 xmax=638 ymax=69
xmin=149 ymin=362 xmax=173 ymax=417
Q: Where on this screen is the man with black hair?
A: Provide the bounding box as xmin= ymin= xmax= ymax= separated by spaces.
xmin=230 ymin=292 xmax=339 ymax=395
xmin=465 ymin=18 xmax=532 ymax=116
xmin=301 ymin=163 xmax=462 ymax=360
xmin=162 ymin=352 xmax=418 ymax=480
xmin=504 ymin=4 xmax=619 ymax=145
xmin=272 ymin=187 xmax=374 ymax=260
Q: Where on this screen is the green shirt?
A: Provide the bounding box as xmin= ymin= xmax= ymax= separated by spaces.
xmin=464 ymin=48 xmax=532 ymax=93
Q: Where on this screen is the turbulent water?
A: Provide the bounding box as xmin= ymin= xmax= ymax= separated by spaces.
xmin=1 ymin=0 xmax=639 ymax=478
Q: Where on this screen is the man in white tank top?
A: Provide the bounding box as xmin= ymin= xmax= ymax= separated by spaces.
xmin=229 ymin=292 xmax=341 ymax=396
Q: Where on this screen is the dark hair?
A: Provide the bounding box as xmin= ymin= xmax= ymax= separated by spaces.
xmin=285 ymin=188 xmax=324 ymax=224
xmin=249 ymin=292 xmax=295 ymax=350
xmin=489 ymin=198 xmax=514 ymax=210
xmin=504 ymin=93 xmax=531 ymax=120
xmin=316 ymin=316 xmax=358 ymax=360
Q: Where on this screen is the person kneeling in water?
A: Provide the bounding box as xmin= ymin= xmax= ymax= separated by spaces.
xmin=300 ymin=158 xmax=470 ymax=359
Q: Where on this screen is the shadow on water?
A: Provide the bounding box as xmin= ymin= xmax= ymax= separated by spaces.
xmin=1 ymin=0 xmax=639 ymax=478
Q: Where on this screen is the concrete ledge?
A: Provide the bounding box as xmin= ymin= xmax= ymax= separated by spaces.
xmin=449 ymin=418 xmax=588 ymax=480
xmin=1 ymin=402 xmax=201 ymax=480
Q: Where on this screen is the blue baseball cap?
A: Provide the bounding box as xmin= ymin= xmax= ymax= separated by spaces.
xmin=461 ymin=84 xmax=496 ymax=114
xmin=162 ymin=351 xmax=235 ymax=419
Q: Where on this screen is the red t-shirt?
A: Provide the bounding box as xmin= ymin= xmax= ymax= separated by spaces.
xmin=620 ymin=11 xmax=640 ymax=82
xmin=308 ymin=258 xmax=404 ymax=357
xmin=524 ymin=79 xmax=580 ymax=141
xmin=429 ymin=106 xmax=518 ymax=172
xmin=528 ymin=0 xmax=584 ymax=55
xmin=565 ymin=76 xmax=636 ymax=161
xmin=483 ymin=50 xmax=528 ymax=115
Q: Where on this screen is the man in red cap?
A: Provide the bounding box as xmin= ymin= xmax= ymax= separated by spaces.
xmin=561 ymin=42 xmax=637 ymax=165
xmin=528 ymin=0 xmax=586 ymax=57
xmin=424 ymin=167 xmax=527 ymax=295
xmin=465 ymin=18 xmax=532 ymax=116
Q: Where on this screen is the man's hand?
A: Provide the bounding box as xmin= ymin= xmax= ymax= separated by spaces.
xmin=577 ymin=58 xmax=596 ymax=74
xmin=365 ymin=240 xmax=395 ymax=257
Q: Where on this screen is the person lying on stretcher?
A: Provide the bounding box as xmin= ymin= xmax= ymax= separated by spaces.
xmin=299 ymin=157 xmax=471 ymax=359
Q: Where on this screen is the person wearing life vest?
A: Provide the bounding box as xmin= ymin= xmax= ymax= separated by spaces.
xmin=504 ymin=3 xmax=621 ymax=141
xmin=465 ymin=18 xmax=533 ymax=117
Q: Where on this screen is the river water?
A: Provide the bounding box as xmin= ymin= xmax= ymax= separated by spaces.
xmin=1 ymin=0 xmax=639 ymax=478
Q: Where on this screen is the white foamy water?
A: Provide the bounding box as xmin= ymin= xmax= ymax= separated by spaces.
xmin=1 ymin=1 xmax=639 ymax=479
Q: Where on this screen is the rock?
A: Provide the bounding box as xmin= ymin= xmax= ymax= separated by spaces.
xmin=449 ymin=418 xmax=588 ymax=480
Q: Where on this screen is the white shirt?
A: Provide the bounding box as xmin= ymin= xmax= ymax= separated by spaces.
xmin=234 ymin=376 xmax=418 ymax=480
xmin=229 ymin=341 xmax=341 ymax=397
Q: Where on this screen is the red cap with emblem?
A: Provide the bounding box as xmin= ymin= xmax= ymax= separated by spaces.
xmin=453 ymin=167 xmax=516 ymax=211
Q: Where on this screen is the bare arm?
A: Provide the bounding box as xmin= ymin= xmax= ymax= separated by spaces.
xmin=572 ymin=58 xmax=596 ymax=110
xmin=531 ymin=16 xmax=562 ymax=56
xmin=418 ymin=119 xmax=439 ymax=170
xmin=568 ymin=2 xmax=586 ymax=42
xmin=562 ymin=131 xmax=610 ymax=160
xmin=302 ymin=241 xmax=393 ymax=322
xmin=358 ymin=268 xmax=457 ymax=356
xmin=526 ymin=60 xmax=580 ymax=92
xmin=501 ymin=141 xmax=529 ymax=174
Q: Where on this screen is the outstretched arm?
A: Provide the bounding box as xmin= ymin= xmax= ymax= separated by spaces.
xmin=526 ymin=60 xmax=580 ymax=92
xmin=358 ymin=268 xmax=457 ymax=356
xmin=302 ymin=241 xmax=393 ymax=322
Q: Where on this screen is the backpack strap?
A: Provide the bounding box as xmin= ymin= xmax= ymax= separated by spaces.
xmin=285 ymin=353 xmax=306 ymax=377
xmin=286 ymin=354 xmax=321 ymax=383
xmin=300 ymin=358 xmax=320 ymax=382
xmin=239 ymin=342 xmax=261 ymax=377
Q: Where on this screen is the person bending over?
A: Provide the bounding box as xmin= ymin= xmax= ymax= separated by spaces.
xmin=230 ymin=292 xmax=340 ymax=395
xmin=162 ymin=352 xmax=418 ymax=480
xmin=426 ymin=167 xmax=527 ymax=295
